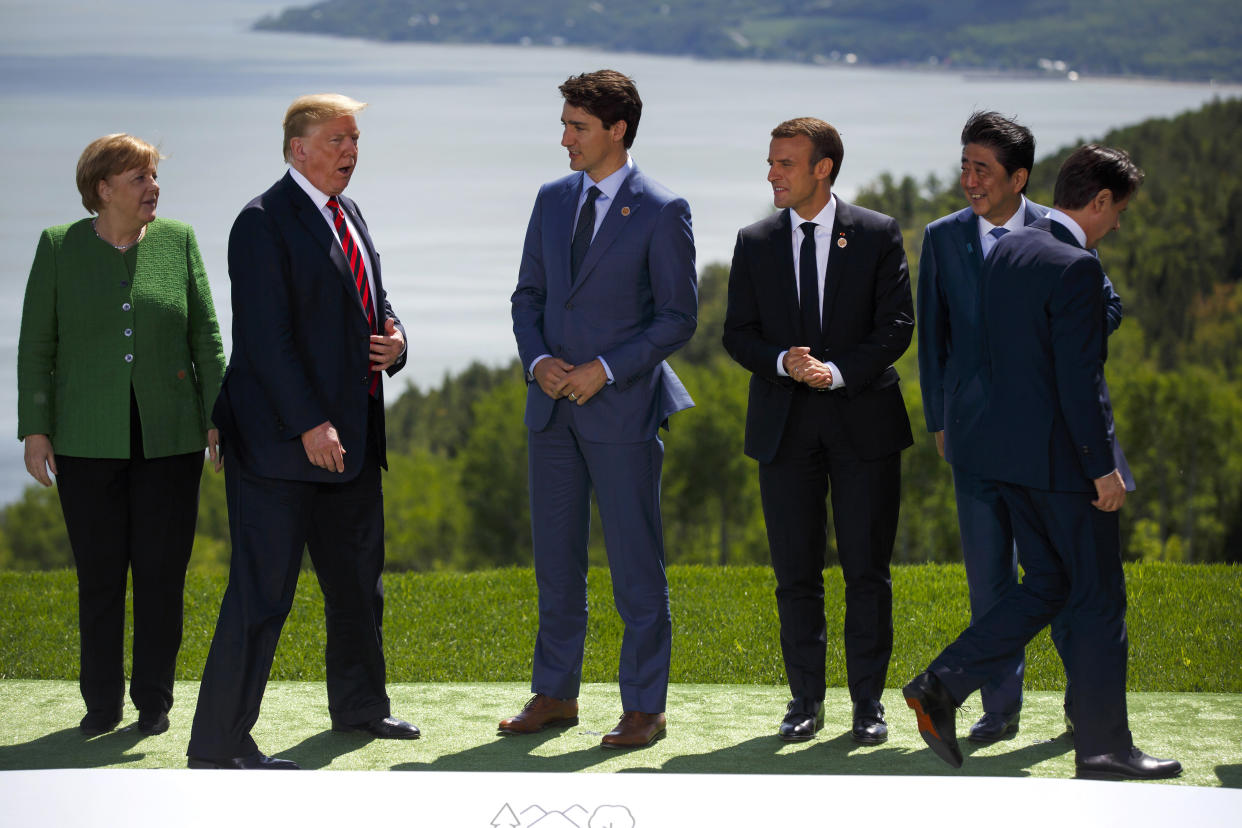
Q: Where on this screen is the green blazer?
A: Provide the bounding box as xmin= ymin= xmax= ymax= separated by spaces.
xmin=17 ymin=217 xmax=225 ymax=459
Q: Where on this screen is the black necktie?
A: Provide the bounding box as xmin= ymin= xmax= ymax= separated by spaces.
xmin=571 ymin=185 xmax=601 ymax=283
xmin=799 ymin=222 xmax=821 ymax=346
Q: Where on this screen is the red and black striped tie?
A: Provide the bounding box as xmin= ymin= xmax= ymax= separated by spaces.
xmin=326 ymin=197 xmax=380 ymax=397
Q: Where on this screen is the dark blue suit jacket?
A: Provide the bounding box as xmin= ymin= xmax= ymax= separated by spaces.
xmin=963 ymin=217 xmax=1132 ymax=493
xmin=723 ymin=201 xmax=914 ymax=464
xmin=511 ymin=165 xmax=697 ymax=442
xmin=917 ymin=201 xmax=1123 ymax=465
xmin=213 ymin=172 xmax=406 ymax=482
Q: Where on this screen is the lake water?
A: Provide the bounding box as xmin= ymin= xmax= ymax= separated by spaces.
xmin=1 ymin=0 xmax=1237 ymax=503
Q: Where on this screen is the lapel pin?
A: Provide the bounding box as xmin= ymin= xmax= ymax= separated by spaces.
xmin=836 ymin=235 xmax=847 ymax=249
xmin=621 ymin=206 xmax=631 ymax=216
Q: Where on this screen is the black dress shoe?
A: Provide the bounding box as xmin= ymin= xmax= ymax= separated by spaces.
xmin=903 ymin=670 xmax=962 ymax=768
xmin=137 ymin=711 xmax=170 ymax=736
xmin=333 ymin=715 xmax=421 ymax=740
xmin=1076 ymin=746 xmax=1182 ymax=780
xmin=778 ymin=699 xmax=824 ymax=742
xmin=852 ymin=702 xmax=887 ymax=745
xmin=79 ymin=710 xmax=121 ymax=736
xmin=187 ymin=753 xmax=301 ymax=770
xmin=968 ymin=711 xmax=1020 ymax=743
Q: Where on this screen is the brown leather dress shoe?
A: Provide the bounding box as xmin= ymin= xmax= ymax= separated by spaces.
xmin=498 ymin=694 xmax=579 ymax=734
xmin=601 ymin=711 xmax=666 ymax=749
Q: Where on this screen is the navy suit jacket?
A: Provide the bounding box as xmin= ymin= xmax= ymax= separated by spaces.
xmin=511 ymin=165 xmax=697 ymax=442
xmin=963 ymin=218 xmax=1133 ymax=493
xmin=917 ymin=201 xmax=1124 ymax=465
xmin=213 ymin=172 xmax=406 ymax=482
xmin=722 ymin=201 xmax=914 ymax=464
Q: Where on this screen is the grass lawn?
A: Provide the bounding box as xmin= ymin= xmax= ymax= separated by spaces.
xmin=0 ymin=681 xmax=1238 ymax=787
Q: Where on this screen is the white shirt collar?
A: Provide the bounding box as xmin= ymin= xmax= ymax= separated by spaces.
xmin=978 ymin=194 xmax=1029 ymax=237
xmin=581 ymin=154 xmax=633 ymax=204
xmin=789 ymin=194 xmax=838 ymax=235
xmin=289 ymin=165 xmax=333 ymax=210
xmin=1046 ymin=208 xmax=1088 ymax=248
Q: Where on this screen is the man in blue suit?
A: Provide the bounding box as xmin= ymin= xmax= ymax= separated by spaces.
xmin=188 ymin=94 xmax=419 ymax=770
xmin=504 ymin=70 xmax=698 ymax=749
xmin=904 ymin=144 xmax=1181 ymax=780
xmin=917 ymin=112 xmax=1123 ymax=742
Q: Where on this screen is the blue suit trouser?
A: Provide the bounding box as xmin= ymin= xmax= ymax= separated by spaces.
xmin=527 ymin=398 xmax=672 ymax=714
xmin=952 ymin=465 xmax=1072 ymax=716
xmin=931 ymin=483 xmax=1132 ymax=757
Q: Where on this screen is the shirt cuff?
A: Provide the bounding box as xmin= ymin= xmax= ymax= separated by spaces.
xmin=826 ymin=361 xmax=844 ymax=389
xmin=776 ymin=350 xmax=789 ymax=377
xmin=597 ymin=356 xmax=615 ymax=384
xmin=528 ymin=354 xmax=551 ymax=382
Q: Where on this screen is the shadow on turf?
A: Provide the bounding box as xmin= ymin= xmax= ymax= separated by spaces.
xmin=0 ymin=723 xmax=148 ymax=770
xmin=637 ymin=729 xmax=1073 ymax=777
xmin=391 ymin=727 xmax=618 ymax=773
xmin=1215 ymin=764 xmax=1242 ymax=788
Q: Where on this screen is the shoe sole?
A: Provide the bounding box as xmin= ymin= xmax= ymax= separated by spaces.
xmin=600 ymin=728 xmax=666 ymax=750
xmin=851 ymin=731 xmax=888 ymax=745
xmin=904 ymin=693 xmax=963 ymax=769
xmin=497 ymin=715 xmax=579 ymax=735
xmin=1075 ymin=767 xmax=1183 ymax=781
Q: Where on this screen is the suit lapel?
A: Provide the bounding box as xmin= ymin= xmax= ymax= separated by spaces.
xmin=822 ymin=200 xmax=856 ymax=329
xmin=283 ymin=174 xmax=369 ymax=324
xmin=569 ymin=167 xmax=645 ymax=297
xmin=550 ymin=177 xmax=579 ymax=295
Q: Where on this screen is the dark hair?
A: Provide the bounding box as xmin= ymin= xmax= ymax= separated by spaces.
xmin=559 ymin=70 xmax=642 ymax=149
xmin=770 ymin=117 xmax=844 ymax=184
xmin=1053 ymin=144 xmax=1144 ymax=210
xmin=960 ymin=110 xmax=1035 ymax=194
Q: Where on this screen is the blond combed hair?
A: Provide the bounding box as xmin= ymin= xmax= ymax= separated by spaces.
xmin=282 ymin=93 xmax=368 ymax=162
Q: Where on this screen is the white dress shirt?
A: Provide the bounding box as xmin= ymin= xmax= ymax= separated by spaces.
xmin=776 ymin=198 xmax=845 ymax=389
xmin=1045 ymin=208 xmax=1089 ymax=248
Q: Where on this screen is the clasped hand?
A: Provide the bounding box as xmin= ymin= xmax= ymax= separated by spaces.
xmin=370 ymin=318 xmax=405 ymax=372
xmin=784 ymin=346 xmax=833 ymax=388
xmin=533 ymin=357 xmax=607 ymax=406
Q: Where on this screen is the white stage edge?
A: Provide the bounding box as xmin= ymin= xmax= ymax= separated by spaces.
xmin=2 ymin=769 xmax=1239 ymax=827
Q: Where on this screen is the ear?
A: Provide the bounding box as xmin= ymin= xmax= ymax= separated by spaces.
xmin=814 ymin=156 xmax=834 ymax=182
xmin=1011 ymin=167 xmax=1029 ymax=193
xmin=289 ymin=137 xmax=306 ymax=162
xmin=1093 ymin=188 xmax=1114 ymax=212
xmin=609 ymin=119 xmax=628 ymax=144
xmin=96 ymin=178 xmax=111 ymax=205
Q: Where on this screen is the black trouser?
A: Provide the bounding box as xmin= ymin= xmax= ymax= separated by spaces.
xmin=188 ymin=399 xmax=390 ymax=761
xmin=56 ymin=392 xmax=203 ymax=718
xmin=758 ymin=389 xmax=900 ymax=710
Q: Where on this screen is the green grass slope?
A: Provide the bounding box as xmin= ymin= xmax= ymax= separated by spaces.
xmin=1 ymin=563 xmax=1237 ymax=691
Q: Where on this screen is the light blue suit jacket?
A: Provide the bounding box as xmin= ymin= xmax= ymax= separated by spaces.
xmin=511 ymin=165 xmax=697 ymax=442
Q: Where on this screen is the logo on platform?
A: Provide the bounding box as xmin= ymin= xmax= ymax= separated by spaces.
xmin=489 ymin=802 xmax=636 ymax=828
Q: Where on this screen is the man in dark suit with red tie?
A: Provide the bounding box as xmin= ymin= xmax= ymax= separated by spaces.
xmin=903 ymin=144 xmax=1181 ymax=780
xmin=188 ymin=93 xmax=418 ymax=770
xmin=723 ymin=117 xmax=914 ymax=745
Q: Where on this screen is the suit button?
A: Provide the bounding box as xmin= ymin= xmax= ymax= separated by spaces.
xmin=124 ymin=328 xmax=133 ymax=337
xmin=122 ymin=302 xmax=132 ymax=311
xmin=565 ymin=302 xmax=574 ymax=310
xmin=124 ymin=354 xmax=134 ymax=363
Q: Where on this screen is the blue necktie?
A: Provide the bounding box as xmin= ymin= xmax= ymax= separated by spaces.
xmin=570 ymin=186 xmax=601 ymax=283
xmin=799 ymin=222 xmax=821 ymax=346
xmin=986 ymin=226 xmax=1009 ymax=258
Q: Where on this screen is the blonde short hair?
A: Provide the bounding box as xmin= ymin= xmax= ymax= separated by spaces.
xmin=282 ymin=93 xmax=368 ymax=162
xmin=75 ymin=134 xmax=164 ymax=214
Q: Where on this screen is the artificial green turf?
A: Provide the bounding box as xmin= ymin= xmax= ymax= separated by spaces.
xmin=1 ymin=564 xmax=1238 ymax=691
xmin=0 ymin=681 xmax=1237 ymax=788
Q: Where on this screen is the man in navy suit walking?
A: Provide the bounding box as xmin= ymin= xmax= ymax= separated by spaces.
xmin=904 ymin=144 xmax=1181 ymax=780
xmin=504 ymin=70 xmax=697 ymax=749
xmin=188 ymin=94 xmax=419 ymax=769
xmin=917 ymin=112 xmax=1123 ymax=742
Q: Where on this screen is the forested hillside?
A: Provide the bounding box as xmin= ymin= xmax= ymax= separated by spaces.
xmin=2 ymin=99 xmax=1239 ymax=570
xmin=255 ymin=0 xmax=1242 ymax=82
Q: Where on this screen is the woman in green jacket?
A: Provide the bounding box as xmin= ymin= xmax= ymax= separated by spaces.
xmin=17 ymin=134 xmax=226 ymax=737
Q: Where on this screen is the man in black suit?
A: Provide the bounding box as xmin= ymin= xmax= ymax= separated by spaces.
xmin=187 ymin=94 xmax=419 ymax=770
xmin=903 ymin=144 xmax=1181 ymax=780
xmin=723 ymin=117 xmax=914 ymax=745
